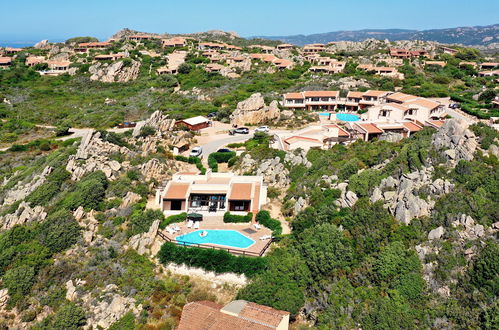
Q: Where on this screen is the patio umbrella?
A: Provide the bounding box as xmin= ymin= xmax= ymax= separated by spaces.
xmin=187 ymin=213 xmax=203 ymax=221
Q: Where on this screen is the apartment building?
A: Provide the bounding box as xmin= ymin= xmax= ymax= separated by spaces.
xmin=282 ymin=91 xmax=340 ymax=110
xmin=389 ymin=48 xmax=428 ymax=58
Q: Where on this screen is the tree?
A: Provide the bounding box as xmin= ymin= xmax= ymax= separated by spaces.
xmin=298 ymin=223 xmax=353 ymax=279
xmin=469 ymin=241 xmax=499 ymax=297
xmin=51 ymin=302 xmax=87 ymax=329
xmin=478 ymin=89 xmax=497 ymax=103
xmin=38 ymin=210 xmax=81 ymax=253
xmin=178 ymin=63 xmax=193 ymax=74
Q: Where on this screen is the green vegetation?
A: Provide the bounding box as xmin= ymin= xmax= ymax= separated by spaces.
xmin=223 ymin=212 xmax=253 ymax=223
xmin=158 ymin=242 xmax=267 ymax=276
xmin=255 ymin=210 xmax=282 ymax=236
xmin=207 ymin=151 xmax=236 ymax=172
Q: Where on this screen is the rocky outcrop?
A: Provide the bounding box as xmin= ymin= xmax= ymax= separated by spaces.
xmin=139 ymin=158 xmax=177 ymax=182
xmin=432 ymin=118 xmax=478 ymax=163
xmin=132 ymin=110 xmax=176 ymax=137
xmin=71 ymin=283 xmax=142 ymax=330
xmin=370 ymin=166 xmax=454 ymax=224
xmin=0 ymin=166 xmax=52 ymax=208
xmin=230 ymin=93 xmax=280 ymax=126
xmin=34 ymin=40 xmax=49 ymax=49
xmin=332 ymin=182 xmax=359 ymax=208
xmin=0 ymin=201 xmax=47 ymax=231
xmin=284 ymin=149 xmax=312 ymax=168
xmin=73 ymin=208 xmax=99 ymax=244
xmin=239 ymin=154 xmax=290 ymax=188
xmin=66 ymin=130 xmax=130 ymax=181
xmin=120 ymin=192 xmax=142 ymax=208
xmin=89 ymin=60 xmax=141 ymax=83
xmin=128 ymin=220 xmax=161 ymax=255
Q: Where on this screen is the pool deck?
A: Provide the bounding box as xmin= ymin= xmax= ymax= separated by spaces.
xmin=160 ymin=216 xmax=273 ymax=256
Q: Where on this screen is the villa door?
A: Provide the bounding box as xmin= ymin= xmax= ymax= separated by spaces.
xmin=171 ymin=200 xmax=182 ymax=211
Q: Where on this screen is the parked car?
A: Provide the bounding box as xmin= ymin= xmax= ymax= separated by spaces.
xmin=234 ymin=127 xmax=250 ymax=134
xmin=216 ymin=148 xmax=232 ymax=153
xmin=189 ymin=147 xmax=203 ymax=157
xmin=449 ymin=103 xmax=460 ymax=109
xmin=255 ymin=126 xmax=269 ymax=133
xmin=207 ymin=112 xmax=218 ymax=118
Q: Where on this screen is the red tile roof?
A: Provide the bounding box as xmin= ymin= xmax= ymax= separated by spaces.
xmin=164 ymin=183 xmax=190 ymax=199
xmin=178 ymin=301 xmax=289 ymax=330
xmin=0 ymin=57 xmax=12 ymax=64
xmin=303 ymin=91 xmax=339 ymax=98
xmin=284 ymin=92 xmax=304 ymax=99
xmin=229 ymin=183 xmax=253 ymax=200
xmin=402 ymin=122 xmax=423 ymax=132
xmin=357 ymin=123 xmax=384 ymax=134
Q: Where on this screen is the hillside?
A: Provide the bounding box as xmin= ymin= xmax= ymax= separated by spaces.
xmin=257 ymin=23 xmax=499 ymax=46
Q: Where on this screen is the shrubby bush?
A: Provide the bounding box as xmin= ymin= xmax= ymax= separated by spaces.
xmin=37 ymin=210 xmax=81 ymax=253
xmin=160 ymin=212 xmax=187 ymax=229
xmin=127 ymin=208 xmax=165 ymax=237
xmin=158 ymin=242 xmax=266 ymax=276
xmin=255 ymin=210 xmax=282 ymax=236
xmin=223 ymin=212 xmax=252 ymax=223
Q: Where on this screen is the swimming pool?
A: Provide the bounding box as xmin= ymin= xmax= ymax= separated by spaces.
xmin=319 ymin=112 xmax=331 ymax=116
xmin=336 ymin=113 xmax=360 ymax=122
xmin=176 ymin=230 xmax=255 ymax=249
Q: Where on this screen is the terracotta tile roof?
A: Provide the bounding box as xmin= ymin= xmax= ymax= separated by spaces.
xmin=386 ymin=92 xmax=417 ymax=103
xmin=427 ymin=120 xmax=445 ymax=128
xmin=425 ymin=61 xmax=446 ymax=67
xmin=164 ymin=182 xmax=190 ymax=199
xmin=357 ymin=123 xmax=384 ymax=134
xmin=303 ymin=91 xmax=339 ymax=98
xmin=347 ymin=91 xmax=363 ymax=98
xmin=229 ymin=183 xmax=253 ymax=200
xmin=323 ymin=124 xmax=350 ymax=137
xmin=284 ymin=92 xmax=304 ymax=99
xmin=403 ymin=98 xmax=440 ymax=110
xmin=78 ymin=42 xmax=110 ymax=47
xmin=284 ymin=136 xmax=322 ymax=144
xmin=0 ymin=57 xmax=12 ymax=64
xmin=363 ymin=90 xmax=388 ymax=97
xmin=178 ymin=300 xmax=287 ymax=330
xmin=402 ymin=122 xmax=423 ymax=132
xmin=384 ymin=103 xmax=410 ymax=111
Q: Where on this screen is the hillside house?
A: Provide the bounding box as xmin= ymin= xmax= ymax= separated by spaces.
xmin=178 ymin=300 xmax=289 ymax=330
xmin=389 ymin=48 xmax=428 ymax=58
xmin=275 ymin=124 xmax=351 ymax=151
xmin=158 ymin=172 xmax=267 ymax=216
xmin=0 ymin=57 xmax=12 ymax=68
xmin=94 ymin=53 xmax=125 ymax=61
xmin=440 ymin=47 xmax=458 ymax=55
xmin=425 ymin=61 xmax=447 ymax=68
xmin=282 ymin=91 xmax=340 ymax=110
xmin=480 ymin=62 xmax=499 ymax=70
xmin=276 ymin=43 xmax=294 ymax=50
xmin=25 ymin=56 xmax=45 ymax=67
xmin=161 ymin=37 xmax=187 ymax=48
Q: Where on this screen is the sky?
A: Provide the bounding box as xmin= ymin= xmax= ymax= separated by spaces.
xmin=0 ymin=0 xmax=498 ymax=45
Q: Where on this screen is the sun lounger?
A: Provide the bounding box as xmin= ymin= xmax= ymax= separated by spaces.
xmin=253 ymin=223 xmax=262 ymax=230
xmin=172 ymin=225 xmax=181 ymax=232
xmin=194 ymin=221 xmax=200 ymax=229
xmin=259 ymin=235 xmax=271 ymax=240
xmin=187 ymin=220 xmax=194 ymax=228
xmin=166 ymin=227 xmax=176 ymax=235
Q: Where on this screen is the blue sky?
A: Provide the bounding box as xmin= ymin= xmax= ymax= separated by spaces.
xmin=0 ymin=0 xmax=498 ymax=44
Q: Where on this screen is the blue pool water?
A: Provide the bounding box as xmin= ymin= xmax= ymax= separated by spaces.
xmin=319 ymin=112 xmax=331 ymax=116
xmin=176 ymin=230 xmax=255 ymax=249
xmin=336 ymin=113 xmax=360 ymax=122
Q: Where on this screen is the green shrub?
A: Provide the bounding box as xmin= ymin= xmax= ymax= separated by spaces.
xmin=158 ymin=242 xmax=266 ymax=276
xmin=37 ymin=210 xmax=81 ymax=253
xmin=223 ymin=212 xmax=253 ymax=223
xmin=127 ymin=209 xmax=165 ymax=237
xmin=208 ymin=151 xmax=236 ymax=172
xmin=51 ymin=302 xmax=87 ymax=330
xmin=109 ymin=312 xmax=135 ymax=330
xmin=255 ymin=210 xmax=282 ymax=236
xmin=139 ymin=125 xmax=156 ymax=138
xmin=159 ymin=212 xmax=187 ymax=229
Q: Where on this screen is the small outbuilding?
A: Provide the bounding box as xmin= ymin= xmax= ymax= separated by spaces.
xmin=176 ymin=116 xmax=211 ymax=131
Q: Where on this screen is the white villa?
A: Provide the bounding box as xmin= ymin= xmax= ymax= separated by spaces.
xmin=156 ymin=172 xmax=267 ymax=217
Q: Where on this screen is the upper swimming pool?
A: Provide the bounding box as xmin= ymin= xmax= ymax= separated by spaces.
xmin=336 ymin=113 xmax=360 ymax=122
xmin=176 ymin=229 xmax=255 ymax=249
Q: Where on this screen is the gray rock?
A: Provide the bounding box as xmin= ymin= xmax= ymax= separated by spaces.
xmin=428 ymin=226 xmax=445 ymax=240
